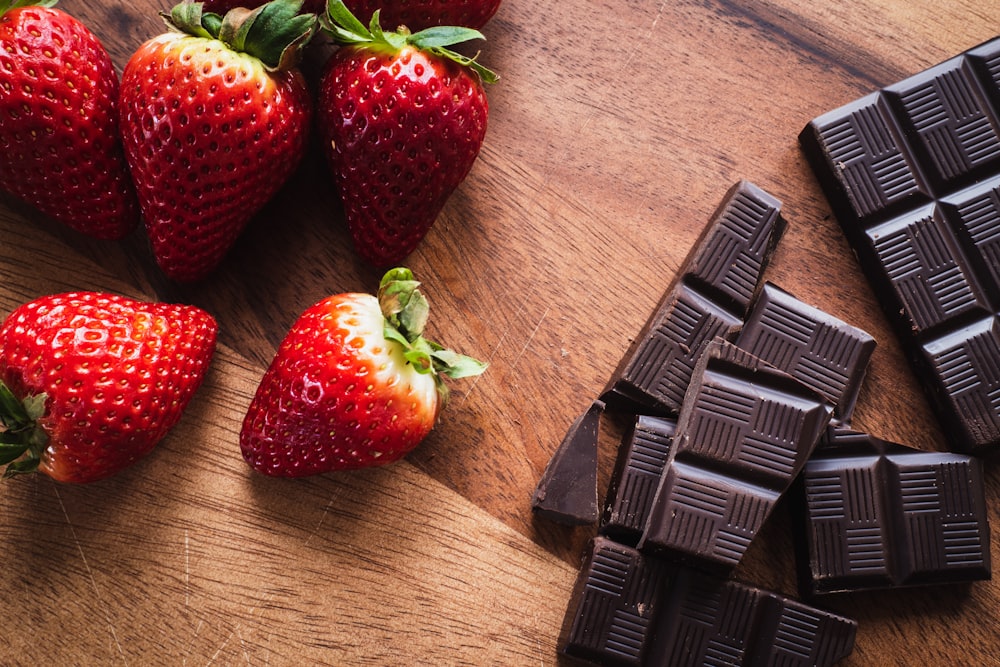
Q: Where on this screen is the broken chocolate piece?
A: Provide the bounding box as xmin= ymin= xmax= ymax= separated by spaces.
xmin=800 ymin=37 xmax=1000 ymax=452
xmin=737 ymin=282 xmax=876 ymax=423
xmin=560 ymin=537 xmax=858 ymax=666
xmin=639 ymin=339 xmax=833 ymax=574
xmin=601 ymin=415 xmax=677 ymax=545
xmin=795 ymin=426 xmax=991 ymax=596
xmin=560 ymin=537 xmax=669 ymax=666
xmin=532 ymin=400 xmax=605 ymax=525
xmin=600 ymin=180 xmax=786 ymax=416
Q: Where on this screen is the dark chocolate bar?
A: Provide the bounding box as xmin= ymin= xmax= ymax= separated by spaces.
xmin=560 ymin=537 xmax=858 ymax=667
xmin=600 ymin=414 xmax=677 ymax=545
xmin=600 ymin=180 xmax=786 ymax=416
xmin=795 ymin=426 xmax=991 ymax=596
xmin=531 ymin=400 xmax=604 ymax=525
xmin=639 ymin=339 xmax=833 ymax=574
xmin=737 ymin=282 xmax=876 ymax=423
xmin=800 ymin=37 xmax=1000 ymax=452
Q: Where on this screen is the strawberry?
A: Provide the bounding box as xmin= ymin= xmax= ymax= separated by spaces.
xmin=0 ymin=292 xmax=217 ymax=483
xmin=344 ymin=0 xmax=503 ymax=31
xmin=201 ymin=0 xmax=325 ymax=15
xmin=317 ymin=1 xmax=496 ymax=267
xmin=118 ymin=0 xmax=317 ymax=282
xmin=0 ymin=1 xmax=139 ymax=239
xmin=240 ymin=267 xmax=486 ymax=476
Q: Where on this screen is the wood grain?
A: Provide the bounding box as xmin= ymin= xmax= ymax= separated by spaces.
xmin=2 ymin=0 xmax=999 ymax=664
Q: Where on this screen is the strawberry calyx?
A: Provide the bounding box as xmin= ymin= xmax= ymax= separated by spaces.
xmin=0 ymin=0 xmax=56 ymax=16
xmin=0 ymin=380 xmax=48 ymax=478
xmin=322 ymin=0 xmax=498 ymax=84
xmin=165 ymin=0 xmax=318 ymax=71
xmin=378 ymin=268 xmax=487 ymax=404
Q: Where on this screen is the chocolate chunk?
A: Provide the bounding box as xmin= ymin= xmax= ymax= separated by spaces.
xmin=800 ymin=37 xmax=1000 ymax=452
xmin=560 ymin=537 xmax=858 ymax=667
xmin=531 ymin=400 xmax=604 ymax=525
xmin=737 ymin=282 xmax=877 ymax=423
xmin=601 ymin=415 xmax=677 ymax=545
xmin=639 ymin=339 xmax=833 ymax=574
xmin=560 ymin=537 xmax=669 ymax=666
xmin=600 ymin=180 xmax=786 ymax=416
xmin=795 ymin=426 xmax=991 ymax=597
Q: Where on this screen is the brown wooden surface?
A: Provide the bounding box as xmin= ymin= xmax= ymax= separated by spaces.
xmin=2 ymin=0 xmax=999 ymax=664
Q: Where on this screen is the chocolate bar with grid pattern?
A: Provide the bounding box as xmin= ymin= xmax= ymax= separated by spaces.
xmin=737 ymin=282 xmax=876 ymax=423
xmin=794 ymin=426 xmax=991 ymax=596
xmin=638 ymin=338 xmax=833 ymax=574
xmin=599 ymin=180 xmax=786 ymax=417
xmin=800 ymin=36 xmax=1000 ymax=452
xmin=560 ymin=536 xmax=858 ymax=666
xmin=600 ymin=414 xmax=677 ymax=545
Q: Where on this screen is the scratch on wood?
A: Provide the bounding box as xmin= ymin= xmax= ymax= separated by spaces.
xmin=509 ymin=306 xmax=550 ymax=376
xmin=304 ymin=496 xmax=335 ymax=546
xmin=236 ymin=624 xmax=252 ymax=666
xmin=53 ymin=485 xmax=129 ymax=666
xmin=185 ymin=529 xmax=190 ymax=608
xmin=206 ymin=627 xmax=234 ymax=666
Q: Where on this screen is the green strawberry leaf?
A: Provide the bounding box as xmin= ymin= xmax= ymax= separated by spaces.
xmin=2 ymin=456 xmax=40 ymax=479
xmin=321 ymin=0 xmax=498 ymax=83
xmin=432 ymin=349 xmax=489 ymax=379
xmin=0 ymin=382 xmax=28 ymax=429
xmin=0 ymin=1 xmax=58 ymax=16
xmin=375 ymin=268 xmax=488 ymax=402
xmin=408 ymin=26 xmax=486 ymax=50
xmin=0 ymin=440 xmax=29 ymax=466
xmin=323 ymin=0 xmax=373 ymax=43
xmin=167 ymin=2 xmax=215 ymax=39
xmin=0 ymin=381 xmax=48 ymax=478
xmin=166 ymin=0 xmax=318 ymax=71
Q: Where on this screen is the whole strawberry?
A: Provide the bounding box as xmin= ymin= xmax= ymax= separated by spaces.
xmin=317 ymin=1 xmax=496 ymax=267
xmin=118 ymin=0 xmax=317 ymax=281
xmin=0 ymin=292 xmax=217 ymax=483
xmin=344 ymin=0 xmax=503 ymax=31
xmin=0 ymin=0 xmax=139 ymax=239
xmin=240 ymin=268 xmax=486 ymax=476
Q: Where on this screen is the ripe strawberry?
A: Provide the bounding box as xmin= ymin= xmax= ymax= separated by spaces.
xmin=0 ymin=1 xmax=139 ymax=239
xmin=240 ymin=268 xmax=486 ymax=476
xmin=0 ymin=292 xmax=217 ymax=483
xmin=317 ymin=1 xmax=496 ymax=267
xmin=118 ymin=0 xmax=317 ymax=282
xmin=201 ymin=0 xmax=325 ymax=15
xmin=343 ymin=0 xmax=503 ymax=31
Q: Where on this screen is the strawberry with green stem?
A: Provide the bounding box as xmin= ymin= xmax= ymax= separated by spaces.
xmin=317 ymin=0 xmax=497 ymax=267
xmin=118 ymin=0 xmax=318 ymax=282
xmin=0 ymin=0 xmax=139 ymax=239
xmin=240 ymin=267 xmax=486 ymax=476
xmin=0 ymin=292 xmax=217 ymax=483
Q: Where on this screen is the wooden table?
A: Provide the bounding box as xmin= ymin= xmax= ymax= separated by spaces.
xmin=2 ymin=0 xmax=998 ymax=664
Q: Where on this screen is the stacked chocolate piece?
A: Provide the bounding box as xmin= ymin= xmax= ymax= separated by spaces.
xmin=534 ymin=36 xmax=1000 ymax=657
xmin=535 ymin=181 xmax=865 ymax=666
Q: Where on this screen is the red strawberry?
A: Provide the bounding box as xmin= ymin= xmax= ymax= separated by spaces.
xmin=201 ymin=0 xmax=325 ymax=15
xmin=317 ymin=1 xmax=496 ymax=267
xmin=343 ymin=0 xmax=503 ymax=31
xmin=118 ymin=0 xmax=317 ymax=282
xmin=0 ymin=1 xmax=139 ymax=239
xmin=0 ymin=292 xmax=217 ymax=483
xmin=240 ymin=268 xmax=486 ymax=476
